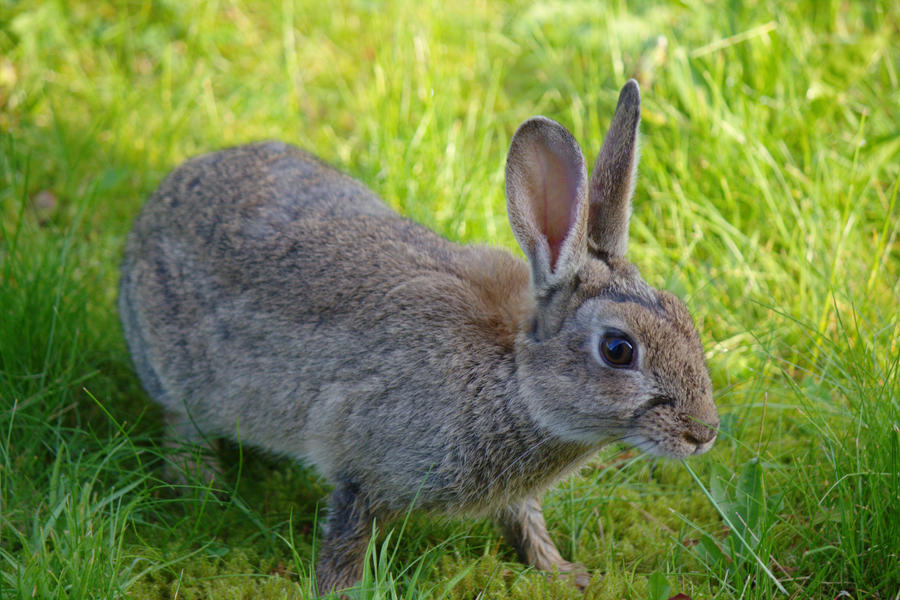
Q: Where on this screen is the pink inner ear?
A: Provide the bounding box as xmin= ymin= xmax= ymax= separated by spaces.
xmin=529 ymin=142 xmax=581 ymax=271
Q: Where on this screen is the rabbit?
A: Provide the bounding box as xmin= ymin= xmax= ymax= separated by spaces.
xmin=118 ymin=79 xmax=719 ymax=595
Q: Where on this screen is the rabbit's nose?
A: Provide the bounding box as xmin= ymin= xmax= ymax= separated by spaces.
xmin=682 ymin=418 xmax=718 ymax=446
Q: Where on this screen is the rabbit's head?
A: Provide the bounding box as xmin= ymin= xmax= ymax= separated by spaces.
xmin=506 ymin=81 xmax=718 ymax=459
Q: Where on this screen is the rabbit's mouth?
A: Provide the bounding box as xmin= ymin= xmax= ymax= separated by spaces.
xmin=622 ymin=432 xmax=705 ymax=459
xmin=621 ymin=433 xmax=670 ymax=457
xmin=626 ymin=398 xmax=719 ymax=459
xmin=689 ymin=436 xmax=717 ymax=455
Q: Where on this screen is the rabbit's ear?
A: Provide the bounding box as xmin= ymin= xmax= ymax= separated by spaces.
xmin=505 ymin=116 xmax=588 ymax=293
xmin=588 ymin=79 xmax=641 ymax=260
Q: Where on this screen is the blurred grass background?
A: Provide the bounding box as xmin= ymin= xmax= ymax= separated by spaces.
xmin=1 ymin=0 xmax=898 ymax=598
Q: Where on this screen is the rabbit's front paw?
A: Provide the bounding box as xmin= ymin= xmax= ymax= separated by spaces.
xmin=554 ymin=560 xmax=591 ymax=591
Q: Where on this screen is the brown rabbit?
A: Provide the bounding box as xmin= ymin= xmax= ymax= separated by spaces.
xmin=119 ymin=80 xmax=718 ymax=594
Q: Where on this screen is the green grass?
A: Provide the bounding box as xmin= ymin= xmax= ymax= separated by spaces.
xmin=1 ymin=0 xmax=898 ymax=598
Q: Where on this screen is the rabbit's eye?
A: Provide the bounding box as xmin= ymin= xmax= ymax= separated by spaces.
xmin=599 ymin=334 xmax=635 ymax=368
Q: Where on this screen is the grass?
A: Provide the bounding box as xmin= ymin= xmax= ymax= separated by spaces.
xmin=1 ymin=0 xmax=898 ymax=598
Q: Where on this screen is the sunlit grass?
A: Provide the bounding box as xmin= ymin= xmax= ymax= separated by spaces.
xmin=1 ymin=0 xmax=898 ymax=598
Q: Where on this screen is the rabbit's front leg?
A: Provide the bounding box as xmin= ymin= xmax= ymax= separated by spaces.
xmin=495 ymin=496 xmax=591 ymax=590
xmin=316 ymin=482 xmax=378 ymax=596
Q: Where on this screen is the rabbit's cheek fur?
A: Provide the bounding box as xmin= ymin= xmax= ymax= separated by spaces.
xmin=514 ymin=332 xmax=641 ymax=445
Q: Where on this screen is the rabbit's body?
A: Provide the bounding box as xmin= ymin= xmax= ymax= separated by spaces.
xmin=120 ymin=82 xmax=719 ymax=594
xmin=120 ymin=141 xmax=593 ymax=514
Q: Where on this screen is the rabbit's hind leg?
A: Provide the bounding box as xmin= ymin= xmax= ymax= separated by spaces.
xmin=316 ymin=481 xmax=382 ymax=596
xmin=495 ymin=496 xmax=591 ymax=590
xmin=161 ymin=410 xmax=222 ymax=487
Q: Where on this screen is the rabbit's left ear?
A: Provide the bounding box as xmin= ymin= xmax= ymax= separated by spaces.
xmin=505 ymin=116 xmax=589 ymax=293
xmin=588 ymin=79 xmax=641 ymax=260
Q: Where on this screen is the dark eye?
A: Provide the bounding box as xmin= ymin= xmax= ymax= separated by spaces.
xmin=599 ymin=333 xmax=635 ymax=368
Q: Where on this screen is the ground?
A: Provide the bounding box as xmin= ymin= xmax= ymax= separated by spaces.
xmin=0 ymin=1 xmax=898 ymax=598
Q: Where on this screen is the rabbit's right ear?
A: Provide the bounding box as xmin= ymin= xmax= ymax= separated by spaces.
xmin=505 ymin=117 xmax=588 ymax=294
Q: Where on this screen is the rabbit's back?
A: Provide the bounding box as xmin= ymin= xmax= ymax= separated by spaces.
xmin=119 ymin=142 xmax=533 ymax=501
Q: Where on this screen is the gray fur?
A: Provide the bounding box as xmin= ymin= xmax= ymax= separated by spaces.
xmin=119 ymin=81 xmax=718 ymax=595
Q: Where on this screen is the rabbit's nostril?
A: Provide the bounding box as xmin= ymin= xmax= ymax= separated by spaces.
xmin=683 ymin=426 xmax=717 ymax=446
xmin=683 ymin=431 xmax=703 ymax=446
